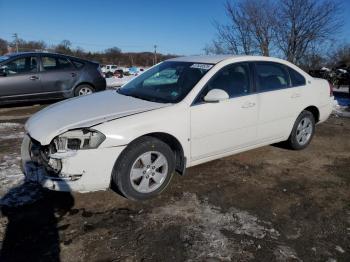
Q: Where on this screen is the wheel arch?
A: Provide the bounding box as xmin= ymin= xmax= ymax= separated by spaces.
xmin=303 ymin=105 xmax=320 ymax=123
xmin=115 ymin=132 xmax=187 ymax=177
xmin=140 ymin=132 xmax=186 ymax=176
xmin=74 ymin=82 xmax=95 ymax=91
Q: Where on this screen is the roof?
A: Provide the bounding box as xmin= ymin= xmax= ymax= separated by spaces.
xmin=167 ymin=55 xmax=302 ymax=68
xmin=3 ymin=51 xmax=91 ymax=63
xmin=168 ymin=55 xmax=238 ymax=64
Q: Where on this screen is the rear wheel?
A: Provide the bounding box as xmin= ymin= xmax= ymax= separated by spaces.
xmin=74 ymin=84 xmax=94 ymax=96
xmin=112 ymin=136 xmax=175 ymax=201
xmin=287 ymin=110 xmax=315 ymax=150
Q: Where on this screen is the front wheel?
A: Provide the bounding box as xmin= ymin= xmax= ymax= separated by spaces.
xmin=286 ymin=110 xmax=315 ymax=150
xmin=112 ymin=136 xmax=175 ymax=201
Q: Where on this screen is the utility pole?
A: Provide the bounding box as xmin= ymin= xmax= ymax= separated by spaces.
xmin=153 ymin=45 xmax=157 ymax=65
xmin=12 ymin=33 xmax=19 ymax=52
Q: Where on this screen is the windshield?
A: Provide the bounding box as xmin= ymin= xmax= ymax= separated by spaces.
xmin=118 ymin=61 xmax=213 ymax=103
xmin=0 ymin=56 xmax=10 ymax=63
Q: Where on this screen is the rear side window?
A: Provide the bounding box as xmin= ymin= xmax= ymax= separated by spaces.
xmin=71 ymin=59 xmax=85 ymax=69
xmin=288 ymin=67 xmax=306 ymax=86
xmin=41 ymin=56 xmax=74 ymax=71
xmin=256 ymin=62 xmax=290 ymax=92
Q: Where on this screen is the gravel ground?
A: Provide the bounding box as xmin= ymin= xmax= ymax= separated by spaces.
xmin=0 ymin=103 xmax=349 ymax=261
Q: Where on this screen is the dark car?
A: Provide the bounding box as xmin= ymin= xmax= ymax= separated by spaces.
xmin=0 ymin=52 xmax=106 ymax=105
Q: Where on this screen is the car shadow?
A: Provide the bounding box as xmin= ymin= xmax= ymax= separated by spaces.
xmin=0 ymin=181 xmax=74 ymax=262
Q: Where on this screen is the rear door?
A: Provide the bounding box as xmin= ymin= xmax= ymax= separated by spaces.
xmin=255 ymin=62 xmax=303 ymax=141
xmin=38 ymin=55 xmax=80 ymax=98
xmin=0 ymin=55 xmax=42 ymax=102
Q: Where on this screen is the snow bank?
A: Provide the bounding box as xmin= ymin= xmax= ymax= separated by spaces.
xmin=0 ymin=153 xmax=25 ymax=194
xmin=332 ymin=99 xmax=350 ymax=118
xmin=106 ymin=75 xmax=136 ymax=88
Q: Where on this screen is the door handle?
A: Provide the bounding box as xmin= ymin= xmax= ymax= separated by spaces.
xmin=29 ymin=76 xmax=39 ymax=81
xmin=241 ymin=102 xmax=256 ymax=108
xmin=291 ymin=93 xmax=301 ymax=98
xmin=71 ymin=72 xmax=77 ymax=77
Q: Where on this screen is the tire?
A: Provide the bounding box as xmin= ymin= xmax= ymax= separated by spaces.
xmin=20 ymin=134 xmax=32 ymax=174
xmin=286 ymin=110 xmax=315 ymax=150
xmin=74 ymin=84 xmax=94 ymax=97
xmin=112 ymin=136 xmax=175 ymax=201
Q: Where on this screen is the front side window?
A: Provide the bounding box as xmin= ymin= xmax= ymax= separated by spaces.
xmin=199 ymin=63 xmax=251 ymax=101
xmin=1 ymin=56 xmax=38 ymax=75
xmin=118 ymin=61 xmax=213 ymax=103
xmin=256 ymin=62 xmax=290 ymax=92
xmin=42 ymin=56 xmax=73 ymax=71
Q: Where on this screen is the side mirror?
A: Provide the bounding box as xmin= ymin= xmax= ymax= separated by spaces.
xmin=203 ymin=89 xmax=229 ymax=103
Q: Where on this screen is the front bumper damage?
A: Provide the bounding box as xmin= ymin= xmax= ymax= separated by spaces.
xmin=22 ymin=134 xmax=126 ymax=192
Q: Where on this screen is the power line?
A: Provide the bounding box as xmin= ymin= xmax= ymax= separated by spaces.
xmin=12 ymin=33 xmax=19 ymax=52
xmin=154 ymin=44 xmax=157 ymax=65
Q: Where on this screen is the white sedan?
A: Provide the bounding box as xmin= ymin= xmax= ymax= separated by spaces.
xmin=22 ymin=55 xmax=333 ymax=200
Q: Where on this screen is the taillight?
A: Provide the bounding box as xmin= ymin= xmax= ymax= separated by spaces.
xmin=328 ymin=81 xmax=334 ymax=97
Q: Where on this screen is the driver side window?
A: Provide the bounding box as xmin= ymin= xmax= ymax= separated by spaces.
xmin=1 ymin=56 xmax=38 ymax=76
xmin=194 ymin=63 xmax=251 ymax=104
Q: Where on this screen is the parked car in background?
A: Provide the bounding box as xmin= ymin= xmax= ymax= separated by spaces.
xmin=0 ymin=52 xmax=106 ymax=105
xmin=101 ymin=64 xmax=118 ymax=74
xmin=22 ymin=55 xmax=333 ymax=201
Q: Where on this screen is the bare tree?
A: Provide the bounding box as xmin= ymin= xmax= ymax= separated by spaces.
xmin=240 ymin=0 xmax=277 ymax=56
xmin=275 ymin=0 xmax=342 ymax=64
xmin=327 ymin=43 xmax=350 ymax=67
xmin=0 ymin=38 xmax=8 ymax=55
xmin=55 ymin=40 xmax=73 ymax=55
xmin=207 ymin=0 xmax=276 ymax=55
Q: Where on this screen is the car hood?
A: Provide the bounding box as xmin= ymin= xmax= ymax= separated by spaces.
xmin=25 ymin=90 xmax=169 ymax=145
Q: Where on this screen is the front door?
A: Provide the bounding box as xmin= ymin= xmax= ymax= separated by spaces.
xmin=0 ymin=55 xmax=42 ymax=102
xmin=190 ymin=62 xmax=258 ymax=161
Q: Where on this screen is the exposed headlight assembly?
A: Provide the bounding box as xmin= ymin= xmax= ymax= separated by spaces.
xmin=53 ymin=129 xmax=106 ymax=151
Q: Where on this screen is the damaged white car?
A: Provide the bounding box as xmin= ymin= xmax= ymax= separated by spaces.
xmin=22 ymin=55 xmax=333 ymax=200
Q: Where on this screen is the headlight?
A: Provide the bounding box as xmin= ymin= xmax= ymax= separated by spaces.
xmin=53 ymin=129 xmax=106 ymax=151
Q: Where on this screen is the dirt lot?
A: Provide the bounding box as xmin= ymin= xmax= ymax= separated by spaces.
xmin=0 ymin=104 xmax=349 ymax=261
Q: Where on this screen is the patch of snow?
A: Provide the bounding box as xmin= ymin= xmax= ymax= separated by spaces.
xmin=0 ymin=122 xmax=23 ymax=129
xmin=0 ymin=132 xmax=25 ymax=140
xmin=0 ymin=153 xmax=45 ymax=207
xmin=0 ymin=153 xmax=25 ymax=195
xmin=332 ymin=99 xmax=350 ymax=118
xmin=147 ymin=192 xmax=280 ymax=261
xmin=0 ymin=182 xmax=44 ymax=207
xmin=274 ymin=245 xmax=301 ymax=261
xmin=0 ymin=122 xmax=25 ymax=141
xmin=335 ymin=245 xmax=345 ymax=254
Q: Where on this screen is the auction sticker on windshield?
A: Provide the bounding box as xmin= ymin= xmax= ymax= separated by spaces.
xmin=190 ymin=64 xmax=213 ymax=70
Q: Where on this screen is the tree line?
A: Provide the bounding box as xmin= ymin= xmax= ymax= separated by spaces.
xmin=205 ymin=0 xmax=349 ymax=70
xmin=0 ymin=38 xmax=176 ymax=67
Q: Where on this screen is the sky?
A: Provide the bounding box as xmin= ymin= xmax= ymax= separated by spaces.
xmin=1 ymin=0 xmax=350 ymax=56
